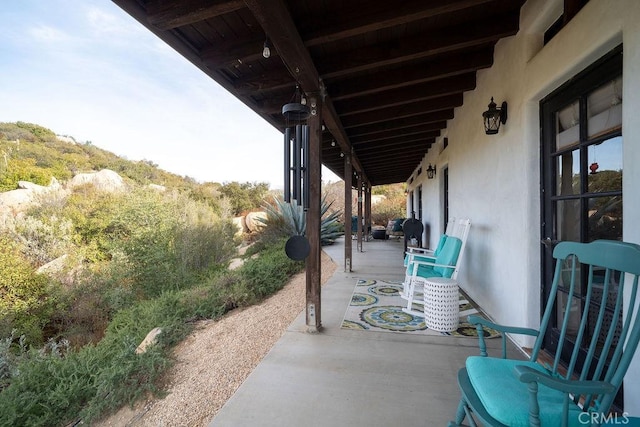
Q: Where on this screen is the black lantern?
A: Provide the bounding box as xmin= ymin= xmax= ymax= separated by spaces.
xmin=482 ymin=97 xmax=508 ymax=135
xmin=426 ymin=164 xmax=436 ymax=179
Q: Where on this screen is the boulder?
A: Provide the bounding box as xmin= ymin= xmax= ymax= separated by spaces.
xmin=147 ymin=183 xmax=166 ymax=192
xmin=245 ymin=211 xmax=267 ymax=233
xmin=232 ymin=216 xmax=247 ymax=236
xmin=36 ymin=254 xmax=69 ymax=275
xmin=17 ymin=181 xmax=48 ymax=191
xmin=0 ymin=188 xmax=40 ymax=219
xmin=68 ymin=169 xmax=125 ymax=192
xmin=228 ymin=258 xmax=244 ymax=270
xmin=135 ymin=327 xmax=162 ymax=354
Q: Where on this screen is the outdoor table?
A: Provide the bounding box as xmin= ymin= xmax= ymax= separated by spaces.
xmin=422 ymin=277 xmax=459 ymax=332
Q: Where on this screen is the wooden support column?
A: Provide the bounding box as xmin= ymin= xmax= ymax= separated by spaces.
xmin=357 ymin=174 xmax=363 ymax=252
xmin=365 ymin=183 xmax=371 ymax=242
xmin=344 ymin=154 xmax=353 ymax=272
xmin=306 ymin=93 xmax=322 ymax=333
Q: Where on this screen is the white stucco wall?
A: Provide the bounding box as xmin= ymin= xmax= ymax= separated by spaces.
xmin=406 ymin=0 xmax=640 ymax=412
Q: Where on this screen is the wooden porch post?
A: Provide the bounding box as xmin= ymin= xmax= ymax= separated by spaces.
xmin=306 ymin=93 xmax=322 ymax=333
xmin=357 ymin=174 xmax=363 ymax=252
xmin=365 ymin=183 xmax=371 ymax=242
xmin=344 ymin=154 xmax=352 ymax=272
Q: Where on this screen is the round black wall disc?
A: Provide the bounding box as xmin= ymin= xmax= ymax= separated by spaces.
xmin=285 ymin=235 xmax=310 ymax=261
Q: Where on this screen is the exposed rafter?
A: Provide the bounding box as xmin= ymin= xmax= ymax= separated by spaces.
xmin=243 ymin=0 xmax=366 ymax=180
xmin=113 ymin=0 xmax=526 ymax=188
xmin=147 ymin=0 xmax=244 ymax=30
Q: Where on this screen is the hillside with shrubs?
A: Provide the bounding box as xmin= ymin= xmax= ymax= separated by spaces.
xmin=0 ymin=122 xmax=315 ymax=426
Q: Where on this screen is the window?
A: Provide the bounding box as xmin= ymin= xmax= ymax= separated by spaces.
xmin=417 ymin=185 xmax=423 ymax=220
xmin=543 ymin=0 xmax=591 ymax=45
xmin=541 ymin=45 xmax=623 ymax=409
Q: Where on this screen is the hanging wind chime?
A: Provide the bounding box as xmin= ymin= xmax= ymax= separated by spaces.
xmin=282 ymin=85 xmax=311 ymax=210
xmin=282 ymin=86 xmax=311 ymax=261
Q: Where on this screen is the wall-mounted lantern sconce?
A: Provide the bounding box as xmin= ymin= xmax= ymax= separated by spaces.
xmin=482 ymin=97 xmax=508 ymax=135
xmin=426 ymin=164 xmax=436 ymax=179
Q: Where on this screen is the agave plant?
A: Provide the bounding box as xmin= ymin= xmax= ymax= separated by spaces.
xmin=259 ymin=195 xmax=344 ymax=245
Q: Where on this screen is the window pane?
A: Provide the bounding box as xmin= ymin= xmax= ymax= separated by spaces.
xmin=556 ymin=199 xmax=581 ymax=241
xmin=587 ymin=196 xmax=622 ymax=241
xmin=588 ymin=77 xmax=622 ymax=138
xmin=558 ymin=256 xmax=583 ymax=296
xmin=557 ymin=291 xmax=582 ymax=339
xmin=556 ymin=100 xmax=580 ymax=150
xmin=556 ymin=149 xmax=580 ymax=195
xmin=587 ymin=136 xmax=622 ymax=192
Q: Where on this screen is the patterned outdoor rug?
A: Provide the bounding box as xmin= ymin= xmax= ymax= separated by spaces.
xmin=341 ymin=278 xmax=499 ymax=338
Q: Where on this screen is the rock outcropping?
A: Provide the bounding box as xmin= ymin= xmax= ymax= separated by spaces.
xmin=1 ymin=169 xmax=135 ymax=225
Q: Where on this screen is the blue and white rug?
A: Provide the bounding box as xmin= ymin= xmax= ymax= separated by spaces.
xmin=341 ymin=278 xmax=499 ymax=338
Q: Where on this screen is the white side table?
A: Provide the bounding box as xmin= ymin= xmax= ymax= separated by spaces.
xmin=423 ymin=277 xmax=459 ymax=332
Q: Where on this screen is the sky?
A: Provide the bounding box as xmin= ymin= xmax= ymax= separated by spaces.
xmin=0 ymin=0 xmax=339 ymax=188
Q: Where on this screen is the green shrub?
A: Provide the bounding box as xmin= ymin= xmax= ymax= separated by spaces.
xmin=0 ymin=334 xmax=168 ymax=427
xmin=366 ymin=183 xmax=407 ymax=225
xmin=0 ymin=236 xmax=304 ymax=426
xmin=239 ymin=238 xmax=304 ymax=301
xmin=0 ymin=158 xmax=52 ymax=191
xmin=108 ymin=189 xmax=238 ymax=297
xmin=12 ymin=214 xmax=74 ymax=265
xmin=0 ymin=332 xmax=27 ymax=391
xmin=0 ymin=234 xmax=53 ymax=345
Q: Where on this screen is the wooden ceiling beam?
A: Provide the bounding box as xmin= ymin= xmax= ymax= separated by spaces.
xmin=356 ymin=140 xmax=434 ymax=156
xmin=351 ymin=129 xmax=441 ymax=146
xmin=328 ymin=48 xmax=493 ymax=101
xmin=361 ymin=157 xmax=428 ymax=171
xmin=317 ymin=12 xmax=520 ymax=79
xmin=201 ymin=35 xmax=273 ymax=69
xmin=342 ymin=101 xmax=458 ymax=129
xmin=210 ymin=4 xmax=495 ymax=90
xmin=301 ymin=0 xmax=498 ymax=47
xmin=234 ymin=47 xmax=491 ymax=97
xmin=364 ymin=163 xmax=427 ymax=174
xmin=234 ymin=69 xmax=294 ymax=95
xmin=352 ymin=139 xmax=439 ymax=155
xmin=146 ymin=0 xmax=244 ymax=30
xmin=335 ymin=73 xmax=476 ymax=116
xmin=347 ymin=116 xmax=451 ymax=138
xmin=243 ymin=0 xmax=366 ymax=180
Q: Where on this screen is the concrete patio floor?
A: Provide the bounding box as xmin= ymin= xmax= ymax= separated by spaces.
xmin=210 ymin=236 xmax=524 ymax=427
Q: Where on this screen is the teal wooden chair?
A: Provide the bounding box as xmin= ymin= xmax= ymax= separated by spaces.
xmin=401 ymin=218 xmax=470 ymax=300
xmin=449 ymin=240 xmax=640 ymax=427
xmin=401 ymin=235 xmax=465 ymax=316
xmin=404 ymin=217 xmax=457 ymax=266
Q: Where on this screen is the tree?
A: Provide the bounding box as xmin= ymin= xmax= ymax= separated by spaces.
xmin=219 ymin=181 xmax=270 ymax=216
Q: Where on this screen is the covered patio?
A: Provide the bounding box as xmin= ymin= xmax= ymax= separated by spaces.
xmin=112 ymin=0 xmax=640 ymax=416
xmin=210 ymin=237 xmax=522 ymax=426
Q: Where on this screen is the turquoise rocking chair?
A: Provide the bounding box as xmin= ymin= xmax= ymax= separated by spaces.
xmin=449 ymin=240 xmax=640 ymax=427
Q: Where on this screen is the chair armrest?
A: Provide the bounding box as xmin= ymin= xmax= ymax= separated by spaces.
xmin=407 ymin=247 xmax=435 ymax=256
xmin=467 ymin=314 xmax=539 ymax=358
xmin=405 ymin=253 xmax=436 ymax=264
xmin=411 ymin=259 xmax=454 ymax=270
xmin=514 ymin=365 xmax=616 ymax=395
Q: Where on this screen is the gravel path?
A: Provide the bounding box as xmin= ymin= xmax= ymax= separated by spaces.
xmin=96 ymin=251 xmax=337 ymax=427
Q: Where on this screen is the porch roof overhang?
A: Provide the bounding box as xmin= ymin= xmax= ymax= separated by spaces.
xmin=112 ymin=0 xmax=525 ymax=187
